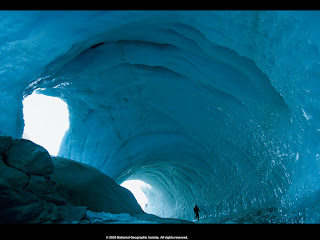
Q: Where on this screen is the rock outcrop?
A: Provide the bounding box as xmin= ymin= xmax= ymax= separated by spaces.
xmin=0 ymin=135 xmax=144 ymax=223
xmin=4 ymin=138 xmax=54 ymax=176
xmin=0 ymin=136 xmax=87 ymax=223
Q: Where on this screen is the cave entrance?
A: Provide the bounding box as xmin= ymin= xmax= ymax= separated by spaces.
xmin=22 ymin=92 xmax=69 ymax=156
xmin=121 ymin=179 xmax=152 ymax=212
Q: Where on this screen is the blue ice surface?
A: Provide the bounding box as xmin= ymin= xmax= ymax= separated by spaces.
xmin=1 ymin=10 xmax=320 ymax=223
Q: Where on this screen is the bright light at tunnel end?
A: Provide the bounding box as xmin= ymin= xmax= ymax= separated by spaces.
xmin=22 ymin=92 xmax=69 ymax=156
xmin=121 ymin=180 xmax=152 ymax=211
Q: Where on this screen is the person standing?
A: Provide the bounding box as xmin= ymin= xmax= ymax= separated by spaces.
xmin=194 ymin=204 xmax=200 ymax=220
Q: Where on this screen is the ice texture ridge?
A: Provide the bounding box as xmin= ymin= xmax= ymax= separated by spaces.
xmin=1 ymin=10 xmax=320 ymax=222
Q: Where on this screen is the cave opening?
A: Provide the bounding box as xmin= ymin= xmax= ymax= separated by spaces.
xmin=22 ymin=91 xmax=70 ymax=156
xmin=121 ymin=179 xmax=152 ymax=212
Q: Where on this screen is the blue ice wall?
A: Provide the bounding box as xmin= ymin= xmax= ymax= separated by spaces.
xmin=1 ymin=10 xmax=320 ymax=222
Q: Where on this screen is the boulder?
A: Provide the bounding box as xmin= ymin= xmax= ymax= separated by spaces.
xmin=0 ymin=136 xmax=142 ymax=223
xmin=4 ymin=139 xmax=54 ymax=176
xmin=0 ymin=178 xmax=86 ymax=223
xmin=24 ymin=175 xmax=56 ymax=194
xmin=51 ymin=157 xmax=144 ymax=215
xmin=0 ymin=135 xmax=12 ymax=153
xmin=0 ymin=155 xmax=29 ymax=190
xmin=0 ymin=183 xmax=39 ymax=209
xmin=0 ymin=137 xmax=88 ymax=224
xmin=37 ymin=193 xmax=67 ymax=206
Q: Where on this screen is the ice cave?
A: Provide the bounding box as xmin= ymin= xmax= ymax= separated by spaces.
xmin=1 ymin=10 xmax=320 ymax=224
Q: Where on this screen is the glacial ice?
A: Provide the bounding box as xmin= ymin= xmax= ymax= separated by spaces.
xmin=1 ymin=10 xmax=320 ymax=223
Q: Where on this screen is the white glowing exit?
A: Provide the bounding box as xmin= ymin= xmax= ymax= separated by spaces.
xmin=22 ymin=92 xmax=69 ymax=156
xmin=121 ymin=180 xmax=152 ymax=211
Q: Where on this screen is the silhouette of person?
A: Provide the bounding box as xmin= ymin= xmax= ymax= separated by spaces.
xmin=194 ymin=204 xmax=200 ymax=220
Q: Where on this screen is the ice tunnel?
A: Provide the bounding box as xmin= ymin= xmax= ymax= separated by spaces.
xmin=1 ymin=10 xmax=320 ymax=222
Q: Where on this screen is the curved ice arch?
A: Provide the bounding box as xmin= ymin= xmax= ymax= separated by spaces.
xmin=1 ymin=11 xmax=320 ymax=221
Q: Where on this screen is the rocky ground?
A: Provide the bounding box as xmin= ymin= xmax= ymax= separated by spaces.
xmin=0 ymin=135 xmax=193 ymax=224
xmin=0 ymin=135 xmax=88 ymax=223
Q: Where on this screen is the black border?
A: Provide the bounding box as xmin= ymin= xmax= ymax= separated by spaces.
xmin=1 ymin=222 xmax=319 ymax=240
xmin=1 ymin=1 xmax=319 ymax=11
